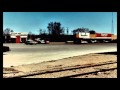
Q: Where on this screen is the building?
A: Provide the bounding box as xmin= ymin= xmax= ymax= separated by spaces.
xmin=10 ymin=32 xmax=28 ymax=43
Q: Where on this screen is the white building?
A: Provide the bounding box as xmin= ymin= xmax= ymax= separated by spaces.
xmin=10 ymin=32 xmax=28 ymax=43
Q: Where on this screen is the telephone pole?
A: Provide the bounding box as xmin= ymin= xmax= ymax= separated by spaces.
xmin=67 ymin=27 xmax=69 ymax=35
xmin=111 ymin=12 xmax=114 ymax=34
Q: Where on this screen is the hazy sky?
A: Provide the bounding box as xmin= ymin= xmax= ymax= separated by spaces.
xmin=3 ymin=12 xmax=117 ymax=35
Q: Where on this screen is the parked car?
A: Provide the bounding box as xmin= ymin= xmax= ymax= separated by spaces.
xmin=3 ymin=46 xmax=10 ymax=52
xmin=35 ymin=38 xmax=50 ymax=44
xmin=25 ymin=39 xmax=37 ymax=45
xmin=45 ymin=40 xmax=50 ymax=44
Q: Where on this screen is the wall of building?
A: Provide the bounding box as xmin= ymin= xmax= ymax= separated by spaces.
xmin=3 ymin=32 xmax=28 ymax=43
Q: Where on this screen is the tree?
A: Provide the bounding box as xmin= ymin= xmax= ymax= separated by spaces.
xmin=43 ymin=29 xmax=46 ymax=34
xmin=73 ymin=27 xmax=90 ymax=34
xmin=61 ymin=27 xmax=65 ymax=35
xmin=3 ymin=28 xmax=12 ymax=43
xmin=28 ymin=32 xmax=32 ymax=39
xmin=47 ymin=22 xmax=64 ymax=35
xmin=3 ymin=28 xmax=11 ymax=35
xmin=89 ymin=30 xmax=96 ymax=34
xmin=39 ymin=29 xmax=42 ymax=35
xmin=11 ymin=30 xmax=14 ymax=33
xmin=28 ymin=32 xmax=32 ymax=35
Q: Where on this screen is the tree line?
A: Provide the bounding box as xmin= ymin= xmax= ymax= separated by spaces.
xmin=3 ymin=21 xmax=96 ymax=36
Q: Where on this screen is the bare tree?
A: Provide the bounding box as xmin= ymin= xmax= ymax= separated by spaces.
xmin=3 ymin=28 xmax=11 ymax=35
xmin=28 ymin=32 xmax=32 ymax=39
xmin=47 ymin=22 xmax=64 ymax=35
xmin=11 ymin=30 xmax=14 ymax=33
xmin=73 ymin=27 xmax=90 ymax=34
xmin=39 ymin=29 xmax=42 ymax=35
xmin=43 ymin=29 xmax=46 ymax=34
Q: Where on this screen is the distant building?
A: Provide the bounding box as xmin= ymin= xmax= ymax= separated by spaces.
xmin=10 ymin=32 xmax=28 ymax=43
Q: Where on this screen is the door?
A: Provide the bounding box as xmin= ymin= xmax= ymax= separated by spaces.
xmin=16 ymin=36 xmax=20 ymax=43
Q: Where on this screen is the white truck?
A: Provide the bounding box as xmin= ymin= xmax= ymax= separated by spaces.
xmin=74 ymin=31 xmax=115 ymax=44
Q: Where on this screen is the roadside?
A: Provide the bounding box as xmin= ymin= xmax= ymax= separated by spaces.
xmin=3 ymin=52 xmax=117 ymax=78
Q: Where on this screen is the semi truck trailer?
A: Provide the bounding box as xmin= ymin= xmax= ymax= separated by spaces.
xmin=74 ymin=31 xmax=117 ymax=44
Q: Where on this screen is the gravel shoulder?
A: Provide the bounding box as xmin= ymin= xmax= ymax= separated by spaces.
xmin=3 ymin=52 xmax=117 ymax=78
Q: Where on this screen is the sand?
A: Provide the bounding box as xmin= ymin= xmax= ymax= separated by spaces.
xmin=3 ymin=52 xmax=117 ymax=78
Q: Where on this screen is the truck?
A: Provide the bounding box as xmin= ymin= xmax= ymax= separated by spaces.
xmin=74 ymin=31 xmax=117 ymax=44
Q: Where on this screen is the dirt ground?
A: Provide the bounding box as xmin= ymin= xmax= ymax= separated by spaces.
xmin=3 ymin=52 xmax=117 ymax=78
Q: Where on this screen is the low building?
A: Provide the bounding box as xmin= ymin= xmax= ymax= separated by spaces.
xmin=10 ymin=32 xmax=28 ymax=43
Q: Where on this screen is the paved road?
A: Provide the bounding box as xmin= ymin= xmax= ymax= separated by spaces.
xmin=3 ymin=43 xmax=117 ymax=67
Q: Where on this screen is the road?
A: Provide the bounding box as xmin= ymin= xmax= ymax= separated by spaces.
xmin=3 ymin=43 xmax=117 ymax=67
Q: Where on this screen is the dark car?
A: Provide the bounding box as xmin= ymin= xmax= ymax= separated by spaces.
xmin=3 ymin=46 xmax=10 ymax=52
xmin=25 ymin=40 xmax=37 ymax=45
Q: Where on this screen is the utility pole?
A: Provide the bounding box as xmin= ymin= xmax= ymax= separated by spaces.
xmin=67 ymin=27 xmax=69 ymax=35
xmin=111 ymin=12 xmax=114 ymax=35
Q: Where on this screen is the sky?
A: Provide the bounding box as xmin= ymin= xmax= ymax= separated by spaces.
xmin=3 ymin=12 xmax=117 ymax=35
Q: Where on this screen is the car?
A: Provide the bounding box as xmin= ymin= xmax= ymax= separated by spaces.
xmin=25 ymin=39 xmax=37 ymax=45
xmin=3 ymin=46 xmax=10 ymax=52
xmin=38 ymin=40 xmax=50 ymax=44
xmin=35 ymin=38 xmax=50 ymax=44
xmin=45 ymin=40 xmax=50 ymax=44
xmin=38 ymin=40 xmax=46 ymax=44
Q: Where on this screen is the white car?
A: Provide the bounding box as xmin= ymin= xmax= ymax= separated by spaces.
xmin=35 ymin=38 xmax=50 ymax=44
xmin=25 ymin=39 xmax=37 ymax=45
